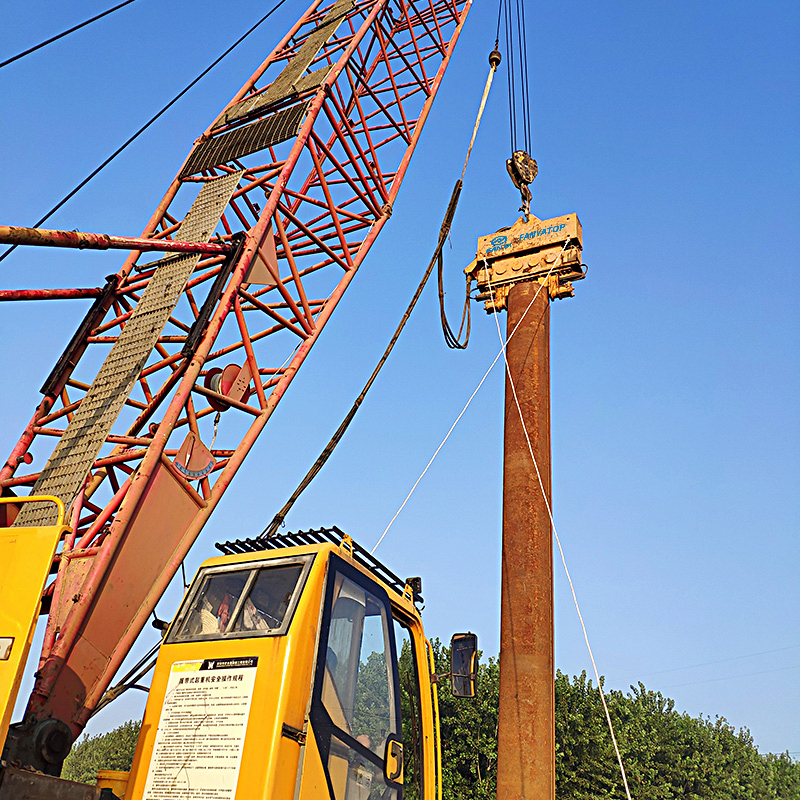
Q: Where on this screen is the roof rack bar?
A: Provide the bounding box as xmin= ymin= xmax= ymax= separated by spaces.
xmin=212 ymin=526 xmax=420 ymax=604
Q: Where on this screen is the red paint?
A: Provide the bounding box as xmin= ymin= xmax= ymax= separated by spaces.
xmin=4 ymin=0 xmax=474 ymax=754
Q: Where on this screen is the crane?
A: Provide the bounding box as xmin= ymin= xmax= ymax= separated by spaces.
xmin=0 ymin=0 xmax=472 ymax=781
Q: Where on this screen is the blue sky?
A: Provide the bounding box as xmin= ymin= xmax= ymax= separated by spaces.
xmin=1 ymin=0 xmax=798 ymax=761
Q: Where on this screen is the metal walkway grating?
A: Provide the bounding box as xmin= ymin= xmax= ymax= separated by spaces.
xmin=15 ymin=171 xmax=243 ymax=527
xmin=215 ymin=0 xmax=355 ymax=129
xmin=181 ymin=104 xmax=309 ymax=178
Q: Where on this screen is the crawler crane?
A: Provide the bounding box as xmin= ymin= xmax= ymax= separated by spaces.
xmin=0 ymin=0 xmax=585 ymax=797
xmin=0 ymin=1 xmax=477 ymax=796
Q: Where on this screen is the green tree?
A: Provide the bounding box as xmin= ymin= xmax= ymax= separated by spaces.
xmin=433 ymin=658 xmax=800 ymax=800
xmin=430 ymin=638 xmax=500 ymax=799
xmin=353 ymin=648 xmax=392 ymax=746
xmin=62 ymin=719 xmax=141 ymax=785
xmin=59 ymin=664 xmax=800 ymax=800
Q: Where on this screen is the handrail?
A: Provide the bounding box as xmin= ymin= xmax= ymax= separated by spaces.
xmin=0 ymin=495 xmax=66 ymax=528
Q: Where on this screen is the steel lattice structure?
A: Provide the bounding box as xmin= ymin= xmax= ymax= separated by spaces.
xmin=0 ymin=0 xmax=471 ymax=758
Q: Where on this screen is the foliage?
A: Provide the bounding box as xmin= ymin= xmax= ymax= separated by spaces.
xmin=430 ymin=641 xmax=799 ymax=800
xmin=554 ymin=671 xmax=800 ymax=799
xmin=353 ymin=648 xmax=392 ymax=746
xmin=61 ymin=719 xmax=141 ymax=785
xmin=429 ymin=638 xmax=500 ymax=800
xmin=61 ymin=658 xmax=800 ymax=800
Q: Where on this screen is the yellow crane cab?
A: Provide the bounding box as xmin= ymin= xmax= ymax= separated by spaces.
xmin=125 ymin=526 xmax=477 ymax=800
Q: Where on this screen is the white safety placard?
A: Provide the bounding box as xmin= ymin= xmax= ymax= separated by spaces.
xmin=143 ymin=657 xmax=258 ymax=800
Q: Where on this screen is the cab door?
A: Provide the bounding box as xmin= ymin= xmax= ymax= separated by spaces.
xmin=308 ymin=556 xmax=404 ymax=799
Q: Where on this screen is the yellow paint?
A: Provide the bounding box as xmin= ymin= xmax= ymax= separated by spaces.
xmin=0 ymin=496 xmax=68 ymax=745
xmin=97 ymin=769 xmax=130 ymax=798
xmin=127 ymin=539 xmax=443 ymax=800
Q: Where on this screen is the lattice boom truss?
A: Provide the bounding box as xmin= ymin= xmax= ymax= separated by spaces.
xmin=1 ymin=0 xmax=470 ymax=740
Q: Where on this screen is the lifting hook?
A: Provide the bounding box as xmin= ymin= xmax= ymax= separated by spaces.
xmin=506 ymin=150 xmax=538 ymax=219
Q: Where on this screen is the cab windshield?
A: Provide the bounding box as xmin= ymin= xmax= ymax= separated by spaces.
xmin=167 ymin=557 xmax=311 ymax=642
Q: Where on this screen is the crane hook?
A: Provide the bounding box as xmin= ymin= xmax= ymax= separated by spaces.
xmin=506 ymin=150 xmax=538 ymax=219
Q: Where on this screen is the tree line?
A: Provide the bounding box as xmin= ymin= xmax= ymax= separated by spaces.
xmin=430 ymin=640 xmax=798 ymax=800
xmin=63 ymin=642 xmax=799 ymax=799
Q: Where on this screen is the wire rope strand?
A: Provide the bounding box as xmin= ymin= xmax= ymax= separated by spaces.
xmin=504 ymin=0 xmax=516 ymax=153
xmin=0 ymin=0 xmax=138 ymax=71
xmin=485 ymin=267 xmax=634 ymax=800
xmin=263 ymin=45 xmax=501 ymax=534
xmin=514 ymin=0 xmax=526 ymax=150
xmin=0 ymin=0 xmax=290 ymax=265
xmin=372 ymin=251 xmax=567 ymax=555
xmin=517 ymin=0 xmax=532 ymax=151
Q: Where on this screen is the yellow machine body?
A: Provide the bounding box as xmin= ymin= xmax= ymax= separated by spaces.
xmin=0 ymin=496 xmax=69 ymax=746
xmin=126 ymin=533 xmax=441 ymax=800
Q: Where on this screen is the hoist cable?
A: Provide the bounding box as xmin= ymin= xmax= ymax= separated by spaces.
xmin=0 ymin=0 xmax=138 ymax=71
xmin=503 ymin=1 xmax=516 ymax=153
xmin=485 ymin=270 xmax=633 ymax=800
xmin=517 ymin=0 xmax=532 ymax=151
xmin=262 ymin=180 xmax=463 ymax=538
xmin=500 ymin=0 xmax=532 ymax=155
xmin=0 ymin=0 xmax=290 ymax=266
xmin=261 ymin=51 xmax=501 ymax=537
xmin=371 ymin=254 xmax=564 ymax=555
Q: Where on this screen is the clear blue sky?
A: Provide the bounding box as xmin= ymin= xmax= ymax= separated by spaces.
xmin=1 ymin=0 xmax=797 ymax=760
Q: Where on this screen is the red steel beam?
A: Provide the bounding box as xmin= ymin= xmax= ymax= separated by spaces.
xmin=0 ymin=225 xmax=233 ymax=255
xmin=0 ymin=288 xmax=103 ymax=301
xmin=2 ymin=0 xmax=472 ymax=769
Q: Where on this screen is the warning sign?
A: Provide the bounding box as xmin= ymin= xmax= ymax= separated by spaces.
xmin=142 ymin=657 xmax=258 ymax=800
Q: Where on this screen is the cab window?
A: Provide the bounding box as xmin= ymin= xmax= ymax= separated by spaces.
xmin=167 ymin=558 xmax=310 ymax=642
xmin=311 ymin=557 xmax=402 ymax=800
xmin=394 ymin=620 xmax=423 ymax=800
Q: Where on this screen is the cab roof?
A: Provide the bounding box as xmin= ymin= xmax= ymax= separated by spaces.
xmin=215 ymin=525 xmax=423 ymax=606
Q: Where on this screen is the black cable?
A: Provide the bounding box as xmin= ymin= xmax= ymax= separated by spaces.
xmin=91 ymin=638 xmax=161 ymax=715
xmin=262 ymin=179 xmax=466 ymax=538
xmin=515 ymin=0 xmax=530 ymax=152
xmin=0 ymin=0 xmax=290 ymax=266
xmin=437 ymin=182 xmax=471 ymax=349
xmin=0 ymin=0 xmax=138 ymax=71
xmin=518 ymin=0 xmax=532 ymax=152
xmin=504 ymin=0 xmax=516 ymax=153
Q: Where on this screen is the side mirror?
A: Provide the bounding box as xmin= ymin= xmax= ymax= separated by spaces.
xmin=450 ymin=632 xmax=478 ymax=698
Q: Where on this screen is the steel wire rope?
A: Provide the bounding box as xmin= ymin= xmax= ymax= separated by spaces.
xmin=439 ymin=51 xmax=502 ymax=350
xmin=503 ymin=0 xmax=517 ymax=153
xmin=517 ymin=0 xmax=532 ymax=151
xmin=0 ymin=0 xmax=138 ymax=70
xmin=370 ymin=249 xmax=567 ymax=555
xmin=498 ymin=0 xmax=532 ymax=155
xmin=485 ymin=267 xmax=634 ymax=800
xmin=0 ymin=0 xmax=290 ymax=265
xmin=661 ymin=662 xmax=800 ymax=690
xmin=259 ymin=51 xmax=502 ymax=538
